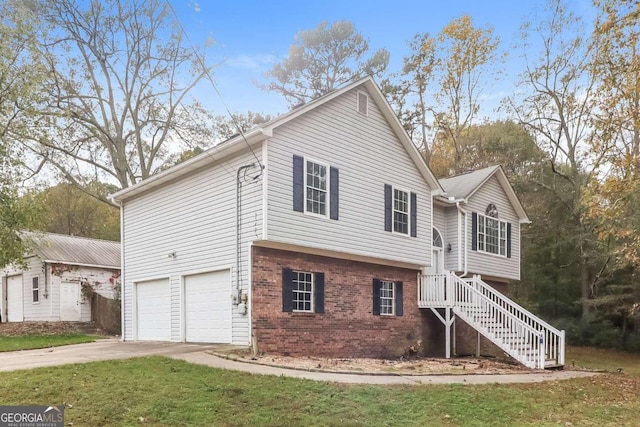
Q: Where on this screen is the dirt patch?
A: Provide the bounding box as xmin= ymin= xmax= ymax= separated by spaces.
xmin=0 ymin=321 xmax=108 ymax=337
xmin=216 ymin=351 xmax=535 ymax=375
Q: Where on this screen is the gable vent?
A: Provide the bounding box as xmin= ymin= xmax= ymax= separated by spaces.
xmin=357 ymin=91 xmax=369 ymax=116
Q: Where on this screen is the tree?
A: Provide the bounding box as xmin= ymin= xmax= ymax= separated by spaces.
xmin=213 ymin=111 xmax=272 ymax=140
xmin=396 ymin=33 xmax=437 ymax=163
xmin=429 ymin=120 xmax=545 ymax=178
xmin=34 ymin=183 xmax=120 ymax=241
xmin=505 ymin=0 xmax=605 ymax=319
xmin=10 ymin=0 xmax=214 ymax=203
xmin=583 ymin=0 xmax=640 ymax=336
xmin=0 ymin=1 xmax=46 ymax=266
xmin=398 ymin=16 xmax=501 ymax=170
xmin=262 ymin=20 xmax=389 ymax=107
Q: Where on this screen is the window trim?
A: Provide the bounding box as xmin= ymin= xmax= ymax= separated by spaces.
xmin=303 ymin=157 xmax=330 ymax=218
xmin=379 ymin=280 xmax=395 ymax=316
xmin=392 ymin=187 xmax=411 ymax=236
xmin=32 ymin=276 xmax=39 ymax=304
xmin=476 ymin=213 xmax=508 ymax=257
xmin=292 ymin=270 xmax=314 ymax=313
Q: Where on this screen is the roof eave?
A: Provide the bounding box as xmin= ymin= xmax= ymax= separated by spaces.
xmin=43 ymin=260 xmax=121 ymax=270
xmin=464 ymin=166 xmax=530 ymax=223
xmin=110 ymin=128 xmax=268 ymax=203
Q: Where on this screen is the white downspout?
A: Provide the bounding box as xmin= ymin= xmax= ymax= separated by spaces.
xmin=455 ymin=201 xmax=469 ymax=276
xmin=118 ymin=201 xmax=125 ymax=341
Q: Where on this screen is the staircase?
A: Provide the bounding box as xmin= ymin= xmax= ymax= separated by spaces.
xmin=418 ymin=272 xmax=565 ymax=369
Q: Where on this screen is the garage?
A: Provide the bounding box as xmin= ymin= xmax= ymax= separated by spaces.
xmin=6 ymin=275 xmax=23 ymax=322
xmin=136 ymin=278 xmax=171 ymax=341
xmin=184 ymin=270 xmax=232 ymax=343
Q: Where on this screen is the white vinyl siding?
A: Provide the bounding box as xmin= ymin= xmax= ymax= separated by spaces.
xmin=266 ymin=87 xmax=431 ymax=267
xmin=3 ymin=258 xmax=118 ymax=322
xmin=466 ymin=176 xmax=521 ymax=280
xmin=121 ymin=149 xmax=262 ymax=344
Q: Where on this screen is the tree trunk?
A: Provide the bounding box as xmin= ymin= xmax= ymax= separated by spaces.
xmin=581 ymin=256 xmax=591 ymax=318
xmin=633 ymin=267 xmax=640 ymax=333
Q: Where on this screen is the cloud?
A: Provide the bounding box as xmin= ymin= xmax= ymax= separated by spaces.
xmin=224 ymin=54 xmax=279 ymax=70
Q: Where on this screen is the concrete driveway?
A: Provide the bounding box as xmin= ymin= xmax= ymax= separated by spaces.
xmin=0 ymin=339 xmax=599 ymax=384
xmin=0 ymin=339 xmax=240 ymax=372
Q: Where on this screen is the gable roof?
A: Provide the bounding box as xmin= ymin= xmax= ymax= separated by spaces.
xmin=111 ymin=76 xmax=442 ymax=203
xmin=21 ymin=231 xmax=121 ymax=269
xmin=438 ymin=166 xmax=530 ymax=223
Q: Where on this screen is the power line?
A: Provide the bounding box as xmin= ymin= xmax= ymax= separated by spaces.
xmin=164 ymin=0 xmax=265 ymax=171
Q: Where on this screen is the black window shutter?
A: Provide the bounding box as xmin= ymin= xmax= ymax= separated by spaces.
xmin=293 ymin=155 xmax=304 ymax=212
xmin=395 ymin=281 xmax=403 ymax=316
xmin=506 ymin=222 xmax=512 ymax=258
xmin=330 ymin=167 xmax=339 ymax=220
xmin=471 ymin=212 xmax=478 ymax=251
xmin=410 ymin=192 xmax=417 ymax=237
xmin=314 ymin=272 xmax=325 ymax=313
xmin=372 ymin=278 xmax=381 ymax=315
xmin=384 ymin=184 xmax=392 ymax=232
xmin=282 ymin=268 xmax=293 ymax=312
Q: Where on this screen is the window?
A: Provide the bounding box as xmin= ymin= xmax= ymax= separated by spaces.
xmin=477 ymin=213 xmax=508 ymax=256
xmin=433 ymin=228 xmax=443 ymax=248
xmin=32 ymin=277 xmax=39 ymax=303
xmin=292 ymin=271 xmax=313 ymax=312
xmin=282 ymin=268 xmax=325 ymax=313
xmin=384 ymin=184 xmax=417 ymax=237
xmin=373 ymin=279 xmax=403 ymax=316
xmin=306 ymin=160 xmax=327 ymax=216
xmin=293 ymin=155 xmax=339 ymax=220
xmin=393 ymin=189 xmax=409 ymax=234
xmin=380 ymin=281 xmax=394 ymax=315
xmin=357 ymin=91 xmax=369 ymax=116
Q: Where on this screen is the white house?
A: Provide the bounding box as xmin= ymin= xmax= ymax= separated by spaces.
xmin=1 ymin=231 xmax=120 ymax=323
xmin=111 ymin=77 xmax=564 ymax=369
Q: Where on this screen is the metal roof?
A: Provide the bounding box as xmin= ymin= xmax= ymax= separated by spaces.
xmin=438 ymin=166 xmax=500 ymax=199
xmin=21 ymin=231 xmax=121 ymax=268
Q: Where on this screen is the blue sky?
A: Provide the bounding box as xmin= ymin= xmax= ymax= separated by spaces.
xmin=171 ymin=0 xmax=596 ymax=118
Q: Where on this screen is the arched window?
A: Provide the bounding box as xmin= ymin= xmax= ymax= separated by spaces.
xmin=485 ymin=203 xmax=499 ymax=218
xmin=433 ymin=228 xmax=443 ymax=248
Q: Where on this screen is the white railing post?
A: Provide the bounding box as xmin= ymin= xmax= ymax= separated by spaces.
xmin=559 ymin=330 xmax=565 ymax=366
xmin=538 ymin=334 xmax=545 ymax=369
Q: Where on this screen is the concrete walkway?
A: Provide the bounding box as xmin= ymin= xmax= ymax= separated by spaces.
xmin=0 ymin=340 xmax=599 ymax=384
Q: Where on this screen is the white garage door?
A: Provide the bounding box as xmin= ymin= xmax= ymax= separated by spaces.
xmin=184 ymin=270 xmax=232 ymax=343
xmin=7 ymin=275 xmax=23 ymax=322
xmin=136 ymin=279 xmax=171 ymax=341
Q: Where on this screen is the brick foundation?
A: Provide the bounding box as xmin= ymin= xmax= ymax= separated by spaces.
xmin=251 ymin=246 xmax=431 ymax=358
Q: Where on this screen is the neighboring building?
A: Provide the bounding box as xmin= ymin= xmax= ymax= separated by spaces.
xmin=1 ymin=232 xmax=120 ymax=323
xmin=111 ymin=77 xmax=564 ymax=369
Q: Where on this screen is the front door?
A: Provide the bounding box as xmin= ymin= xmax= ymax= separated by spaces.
xmin=60 ymin=282 xmax=81 ymax=321
xmin=7 ymin=275 xmax=23 ymax=322
xmin=432 ymin=249 xmax=444 ymax=274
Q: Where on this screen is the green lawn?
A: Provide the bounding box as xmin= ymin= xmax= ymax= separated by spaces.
xmin=0 ymin=334 xmax=98 ymax=352
xmin=0 ymin=347 xmax=639 ymax=426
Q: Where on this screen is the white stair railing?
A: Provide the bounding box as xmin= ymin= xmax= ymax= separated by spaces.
xmin=463 ymin=275 xmax=565 ymax=368
xmin=418 ymin=272 xmax=565 ymax=369
xmin=417 ymin=273 xmax=448 ymax=308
